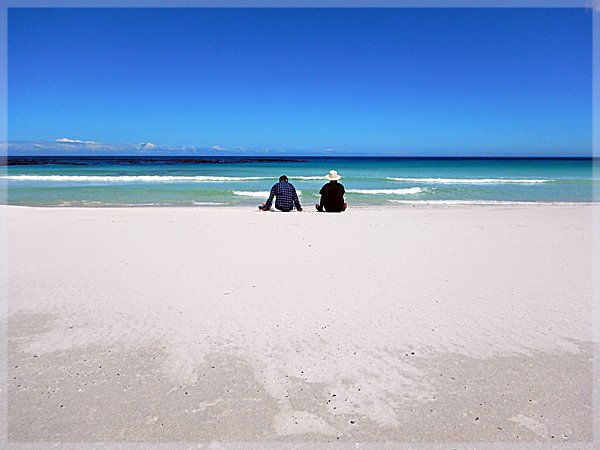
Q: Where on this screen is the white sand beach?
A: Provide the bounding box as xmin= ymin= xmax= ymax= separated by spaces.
xmin=4 ymin=204 xmax=598 ymax=446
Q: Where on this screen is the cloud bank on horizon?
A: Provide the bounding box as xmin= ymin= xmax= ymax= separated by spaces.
xmin=1 ymin=138 xmax=590 ymax=158
xmin=3 ymin=139 xmax=356 ymax=157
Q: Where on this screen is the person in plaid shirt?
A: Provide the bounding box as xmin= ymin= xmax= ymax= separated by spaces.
xmin=259 ymin=175 xmax=303 ymax=212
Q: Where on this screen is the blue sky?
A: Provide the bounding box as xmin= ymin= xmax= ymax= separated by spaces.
xmin=7 ymin=8 xmax=592 ymax=156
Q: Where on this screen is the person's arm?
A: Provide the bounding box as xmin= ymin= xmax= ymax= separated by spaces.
xmin=292 ymin=187 xmax=302 ymax=211
xmin=317 ymin=185 xmax=325 ymax=211
xmin=317 ymin=195 xmax=325 ymax=212
xmin=263 ymin=185 xmax=276 ymax=210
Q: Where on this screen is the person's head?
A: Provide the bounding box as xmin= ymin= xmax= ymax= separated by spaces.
xmin=325 ymin=170 xmax=341 ymax=182
xmin=279 ymin=175 xmax=288 ymax=182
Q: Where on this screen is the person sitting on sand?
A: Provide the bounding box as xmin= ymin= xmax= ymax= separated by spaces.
xmin=259 ymin=175 xmax=303 ymax=212
xmin=316 ymin=170 xmax=347 ymax=212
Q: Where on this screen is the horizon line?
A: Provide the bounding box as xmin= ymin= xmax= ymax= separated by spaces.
xmin=3 ymin=154 xmax=598 ymax=160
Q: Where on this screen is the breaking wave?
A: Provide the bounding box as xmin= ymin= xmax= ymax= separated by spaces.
xmin=347 ymin=187 xmax=426 ymax=195
xmin=232 ymin=190 xmax=303 ymax=197
xmin=1 ymin=175 xmax=267 ymax=182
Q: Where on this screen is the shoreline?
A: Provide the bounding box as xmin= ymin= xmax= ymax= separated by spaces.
xmin=2 ymin=200 xmax=598 ymax=210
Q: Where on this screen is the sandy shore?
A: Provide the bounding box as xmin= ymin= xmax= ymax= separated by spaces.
xmin=3 ymin=204 xmax=598 ymax=447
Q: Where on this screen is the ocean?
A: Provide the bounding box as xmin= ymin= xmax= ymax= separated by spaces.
xmin=1 ymin=156 xmax=598 ymax=207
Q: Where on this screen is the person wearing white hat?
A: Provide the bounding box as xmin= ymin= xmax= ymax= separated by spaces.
xmin=316 ymin=170 xmax=347 ymax=212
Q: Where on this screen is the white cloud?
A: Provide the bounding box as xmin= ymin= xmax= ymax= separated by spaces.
xmin=139 ymin=142 xmax=157 ymax=150
xmin=211 ymin=145 xmax=226 ymax=151
xmin=56 ymin=137 xmax=99 ymax=144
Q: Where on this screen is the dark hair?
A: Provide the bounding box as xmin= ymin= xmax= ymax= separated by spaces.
xmin=279 ymin=175 xmax=288 ymax=182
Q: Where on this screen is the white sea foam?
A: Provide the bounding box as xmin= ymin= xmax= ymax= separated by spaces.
xmin=1 ymin=175 xmax=267 ymax=182
xmin=347 ymin=188 xmax=425 ymax=195
xmin=192 ymin=201 xmax=229 ymax=205
xmin=387 ymin=199 xmax=547 ymax=205
xmin=3 ymin=175 xmax=554 ymax=184
xmin=2 ymin=174 xmax=331 ymax=182
xmin=288 ymin=176 xmax=327 ymax=180
xmin=232 ymin=190 xmax=303 ymax=197
xmin=232 ymin=191 xmax=270 ymax=197
xmin=386 ymin=177 xmax=551 ymax=184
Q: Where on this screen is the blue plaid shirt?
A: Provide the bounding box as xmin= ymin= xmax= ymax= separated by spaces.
xmin=264 ymin=181 xmax=302 ymax=211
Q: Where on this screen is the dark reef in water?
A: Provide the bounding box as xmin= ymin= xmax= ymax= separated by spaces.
xmin=2 ymin=156 xmax=596 ymax=166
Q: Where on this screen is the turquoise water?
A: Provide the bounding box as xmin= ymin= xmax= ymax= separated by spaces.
xmin=2 ymin=157 xmax=598 ymax=207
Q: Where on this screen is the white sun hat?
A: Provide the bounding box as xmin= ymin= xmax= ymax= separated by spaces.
xmin=326 ymin=170 xmax=341 ymax=181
